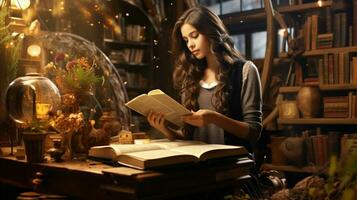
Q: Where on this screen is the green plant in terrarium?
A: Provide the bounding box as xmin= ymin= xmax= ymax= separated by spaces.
xmin=64 ymin=65 xmax=102 ymax=92
xmin=24 ymin=119 xmax=51 ymax=133
xmin=44 ymin=56 xmax=103 ymax=93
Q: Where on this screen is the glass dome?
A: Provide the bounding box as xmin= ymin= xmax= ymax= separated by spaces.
xmin=6 ymin=73 xmax=62 ymax=124
xmin=26 ymin=32 xmax=131 ymax=131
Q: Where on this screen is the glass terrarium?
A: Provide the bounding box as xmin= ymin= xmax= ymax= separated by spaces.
xmin=6 ymin=73 xmax=62 ymax=124
xmin=12 ymin=32 xmax=131 ymax=159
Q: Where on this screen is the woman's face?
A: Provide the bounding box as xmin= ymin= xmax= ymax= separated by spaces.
xmin=180 ymin=23 xmax=211 ymax=59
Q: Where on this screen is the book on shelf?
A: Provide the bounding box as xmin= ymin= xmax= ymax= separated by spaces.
xmin=89 ymin=139 xmax=248 ymax=169
xmin=125 ymin=89 xmax=191 ymax=127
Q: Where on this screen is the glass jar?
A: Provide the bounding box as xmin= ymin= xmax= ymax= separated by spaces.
xmin=6 ymin=72 xmax=62 ymax=124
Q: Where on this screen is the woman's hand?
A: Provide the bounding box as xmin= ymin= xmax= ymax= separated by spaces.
xmin=182 ymin=109 xmax=216 ymax=127
xmin=147 ymin=110 xmax=175 ymax=140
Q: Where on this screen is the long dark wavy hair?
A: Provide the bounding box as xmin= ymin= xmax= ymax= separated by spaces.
xmin=172 ymin=6 xmax=245 ymax=114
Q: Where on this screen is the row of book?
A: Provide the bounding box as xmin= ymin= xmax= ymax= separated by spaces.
xmin=287 ymin=55 xmax=357 ymax=87
xmin=302 ymin=131 xmax=341 ymax=167
xmin=317 ymin=54 xmax=357 ymax=85
xmin=304 ymin=11 xmax=355 ymax=51
xmin=108 ymin=49 xmax=145 ymax=65
xmin=302 ymin=131 xmax=357 ymax=167
xmin=276 ymin=130 xmax=357 ymax=167
xmin=322 ymin=94 xmax=357 ymax=118
xmin=117 ymin=68 xmax=149 ymax=89
xmin=104 ymin=22 xmax=147 ymax=42
xmin=323 ymin=96 xmax=349 ymax=118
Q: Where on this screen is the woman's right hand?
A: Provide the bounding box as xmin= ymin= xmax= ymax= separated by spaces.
xmin=147 ymin=110 xmax=175 ymax=140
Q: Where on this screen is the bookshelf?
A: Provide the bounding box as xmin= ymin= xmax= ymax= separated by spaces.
xmin=270 ymin=0 xmax=357 ymax=175
xmin=204 ymin=0 xmax=357 ymax=177
xmin=102 ymin=0 xmax=158 ymax=99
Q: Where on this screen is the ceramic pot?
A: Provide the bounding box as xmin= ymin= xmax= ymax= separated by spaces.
xmin=296 ymin=86 xmax=321 ymax=118
xmin=22 ymin=132 xmax=47 ymax=163
xmin=280 ymin=137 xmax=305 ymax=166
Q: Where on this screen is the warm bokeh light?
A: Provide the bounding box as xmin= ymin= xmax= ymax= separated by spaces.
xmin=27 ymin=44 xmax=41 ymax=57
xmin=11 ymin=0 xmax=31 ymax=10
xmin=317 ymin=0 xmax=322 ymax=7
xmin=278 ymin=29 xmax=287 ymax=36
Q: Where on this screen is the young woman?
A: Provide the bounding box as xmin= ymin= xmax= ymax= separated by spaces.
xmin=147 ymin=6 xmax=262 ymax=152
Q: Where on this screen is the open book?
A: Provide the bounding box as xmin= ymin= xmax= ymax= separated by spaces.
xmin=88 ymin=139 xmax=248 ymax=170
xmin=125 ymin=89 xmax=191 ymax=127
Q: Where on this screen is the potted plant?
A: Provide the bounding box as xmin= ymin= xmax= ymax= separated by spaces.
xmin=22 ymin=120 xmax=51 ymax=163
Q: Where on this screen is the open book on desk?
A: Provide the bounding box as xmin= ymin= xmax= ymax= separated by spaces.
xmin=88 ymin=139 xmax=248 ymax=170
xmin=125 ymin=89 xmax=191 ymax=127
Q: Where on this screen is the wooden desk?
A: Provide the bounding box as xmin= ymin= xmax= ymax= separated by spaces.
xmin=0 ymin=152 xmax=253 ymax=200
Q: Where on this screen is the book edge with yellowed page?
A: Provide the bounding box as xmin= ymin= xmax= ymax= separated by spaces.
xmin=125 ymin=89 xmax=191 ymax=127
xmin=89 ymin=139 xmax=248 ymax=170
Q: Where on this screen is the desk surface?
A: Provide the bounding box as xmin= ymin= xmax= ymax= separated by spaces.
xmin=0 ymin=148 xmax=253 ymax=200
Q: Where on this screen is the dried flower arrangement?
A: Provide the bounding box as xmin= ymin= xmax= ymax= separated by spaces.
xmin=44 ymin=54 xmax=103 ymax=93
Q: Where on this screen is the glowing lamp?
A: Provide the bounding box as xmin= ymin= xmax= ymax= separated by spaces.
xmin=27 ymin=44 xmax=41 ymax=57
xmin=11 ymin=0 xmax=31 ymax=10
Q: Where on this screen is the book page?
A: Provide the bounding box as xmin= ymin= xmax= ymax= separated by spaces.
xmin=149 ymin=90 xmax=191 ymax=126
xmin=88 ymin=143 xmax=162 ymax=160
xmin=126 ymin=89 xmax=191 ymax=127
xmin=117 ymin=149 xmax=197 ymax=169
xmin=153 ymin=139 xmax=206 ymax=149
xmin=170 ymin=144 xmax=247 ymax=161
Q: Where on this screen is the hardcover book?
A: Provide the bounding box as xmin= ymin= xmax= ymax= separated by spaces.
xmin=89 ymin=139 xmax=247 ymax=170
xmin=125 ymin=89 xmax=191 ymax=127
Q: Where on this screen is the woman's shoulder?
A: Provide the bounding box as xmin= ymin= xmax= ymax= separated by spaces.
xmin=242 ymin=60 xmax=260 ymax=83
xmin=231 ymin=59 xmax=259 ymax=78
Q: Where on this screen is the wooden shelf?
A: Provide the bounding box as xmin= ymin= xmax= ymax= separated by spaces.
xmin=303 ymin=46 xmax=357 ymax=56
xmin=104 ymin=38 xmax=150 ymax=49
xmin=221 ymin=1 xmax=332 ymax=25
xmin=278 ymin=1 xmax=332 ymax=13
xmin=279 ymin=84 xmax=357 ymax=93
xmin=278 ymin=118 xmax=357 ymax=125
xmin=261 ymin=163 xmax=323 ymax=174
xmin=114 ymin=62 xmax=150 ymax=69
xmin=279 ymin=86 xmax=301 ymax=93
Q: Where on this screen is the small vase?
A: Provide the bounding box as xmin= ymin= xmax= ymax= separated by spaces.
xmin=296 ymin=86 xmax=321 ymax=118
xmin=47 ymin=139 xmax=65 ymax=162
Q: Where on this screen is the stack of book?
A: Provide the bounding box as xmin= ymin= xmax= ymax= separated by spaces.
xmin=323 ymin=96 xmax=349 ymax=118
xmin=316 ymin=33 xmax=333 ymax=49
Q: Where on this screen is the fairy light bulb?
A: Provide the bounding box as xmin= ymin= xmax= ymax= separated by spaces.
xmin=11 ymin=0 xmax=31 ymax=10
xmin=27 ymin=44 xmax=41 ymax=57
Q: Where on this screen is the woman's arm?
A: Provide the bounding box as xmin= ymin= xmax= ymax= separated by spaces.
xmin=147 ymin=111 xmax=187 ymax=140
xmin=182 ymin=109 xmax=251 ymax=139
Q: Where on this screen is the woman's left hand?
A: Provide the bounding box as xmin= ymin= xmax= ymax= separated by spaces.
xmin=182 ymin=109 xmax=215 ymax=127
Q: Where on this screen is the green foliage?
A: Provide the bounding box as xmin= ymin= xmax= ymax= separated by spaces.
xmin=26 ymin=119 xmax=51 ymax=133
xmin=64 ymin=66 xmax=102 ymax=91
xmin=0 ymin=6 xmax=21 ymax=82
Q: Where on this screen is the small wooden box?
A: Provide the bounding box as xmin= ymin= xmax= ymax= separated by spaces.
xmin=279 ymin=101 xmax=300 ymax=119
